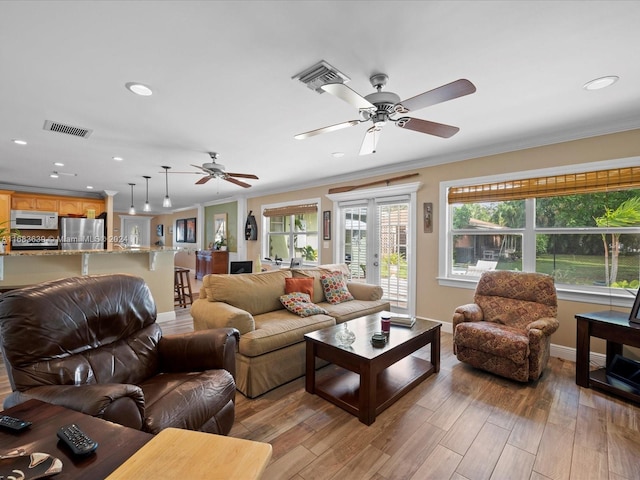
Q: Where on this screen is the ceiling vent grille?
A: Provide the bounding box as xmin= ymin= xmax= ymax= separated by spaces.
xmin=43 ymin=120 xmax=93 ymax=138
xmin=292 ymin=60 xmax=350 ymax=94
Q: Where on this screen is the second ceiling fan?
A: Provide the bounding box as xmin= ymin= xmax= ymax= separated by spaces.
xmin=167 ymin=152 xmax=259 ymax=188
xmin=295 ymin=74 xmax=476 ymax=155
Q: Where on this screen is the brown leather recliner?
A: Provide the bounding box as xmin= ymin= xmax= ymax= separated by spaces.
xmin=0 ymin=274 xmax=239 ymax=435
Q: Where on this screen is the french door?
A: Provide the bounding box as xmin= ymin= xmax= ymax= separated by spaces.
xmin=337 ymin=193 xmax=415 ymax=314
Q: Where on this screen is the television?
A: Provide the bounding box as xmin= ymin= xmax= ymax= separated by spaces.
xmin=230 ymin=261 xmax=253 ymax=274
xmin=629 ymin=288 xmax=640 ymax=324
xmin=290 ymin=257 xmax=303 ymax=269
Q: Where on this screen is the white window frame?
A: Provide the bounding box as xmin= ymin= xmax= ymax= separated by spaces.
xmin=438 ymin=156 xmax=640 ymax=308
xmin=261 ymin=197 xmax=321 ymax=265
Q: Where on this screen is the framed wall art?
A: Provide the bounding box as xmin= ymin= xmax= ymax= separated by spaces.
xmin=186 ymin=217 xmax=197 ymax=243
xmin=323 ymin=210 xmax=331 ymax=241
xmin=175 ymin=219 xmax=185 ymax=243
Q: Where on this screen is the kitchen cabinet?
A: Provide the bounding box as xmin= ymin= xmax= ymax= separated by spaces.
xmin=11 ymin=194 xmax=58 ymax=212
xmin=10 ymin=193 xmax=104 ymax=216
xmin=196 ymin=250 xmax=229 ymax=279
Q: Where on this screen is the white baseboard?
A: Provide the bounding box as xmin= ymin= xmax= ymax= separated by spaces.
xmin=423 ymin=318 xmax=606 ymax=368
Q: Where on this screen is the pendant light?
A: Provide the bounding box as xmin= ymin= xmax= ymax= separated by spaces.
xmin=162 ymin=166 xmax=172 ymax=208
xmin=128 ymin=183 xmax=136 ymax=215
xmin=143 ymin=175 xmax=151 ymax=212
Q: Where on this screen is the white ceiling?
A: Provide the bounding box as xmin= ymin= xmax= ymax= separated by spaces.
xmin=1 ymin=1 xmax=639 ymax=213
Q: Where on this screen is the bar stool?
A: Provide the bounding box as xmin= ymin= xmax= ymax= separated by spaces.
xmin=174 ymin=267 xmax=193 ymax=308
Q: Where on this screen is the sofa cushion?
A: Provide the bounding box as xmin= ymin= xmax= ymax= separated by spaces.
xmin=321 ymin=299 xmax=390 ymax=323
xmin=239 ymin=310 xmax=335 ymax=357
xmin=204 ymin=269 xmax=292 ymax=315
xmin=321 ymin=271 xmax=354 ymax=304
xmin=285 ymin=277 xmax=314 ymax=298
xmin=280 ymin=292 xmax=328 ymax=318
xmin=292 ymin=264 xmax=351 ymax=304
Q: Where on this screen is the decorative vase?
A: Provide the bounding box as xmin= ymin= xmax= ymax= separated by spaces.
xmin=335 ymin=322 xmax=356 ymax=347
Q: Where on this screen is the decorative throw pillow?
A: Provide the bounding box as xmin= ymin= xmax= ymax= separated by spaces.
xmin=320 ymin=271 xmax=354 ymax=304
xmin=284 ymin=277 xmax=314 ymax=299
xmin=279 ymin=292 xmax=328 ymax=317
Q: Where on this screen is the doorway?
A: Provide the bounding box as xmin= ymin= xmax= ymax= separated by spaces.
xmin=121 ymin=216 xmax=151 ymax=247
xmin=332 ymin=181 xmax=420 ymax=315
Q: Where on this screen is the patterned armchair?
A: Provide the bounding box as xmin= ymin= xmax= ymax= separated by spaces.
xmin=453 ymin=270 xmax=558 ymax=382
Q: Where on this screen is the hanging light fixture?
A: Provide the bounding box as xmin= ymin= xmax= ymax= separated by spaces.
xmin=128 ymin=183 xmax=136 ymax=215
xmin=162 ymin=166 xmax=172 ymax=208
xmin=143 ymin=175 xmax=151 ymax=212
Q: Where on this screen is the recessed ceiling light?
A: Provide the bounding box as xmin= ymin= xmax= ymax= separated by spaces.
xmin=54 ymin=162 xmax=64 ymax=167
xmin=583 ymin=76 xmax=619 ymax=91
xmin=12 ymin=139 xmax=27 ymax=145
xmin=86 ymin=185 xmax=94 ymax=189
xmin=50 ymin=173 xmax=59 ymax=178
xmin=113 ymin=156 xmax=123 ymax=161
xmin=331 ymin=152 xmax=345 ymax=158
xmin=125 ymin=82 xmax=153 ymax=96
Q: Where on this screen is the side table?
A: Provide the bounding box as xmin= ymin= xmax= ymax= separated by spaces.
xmin=0 ymin=399 xmax=152 ymax=479
xmin=575 ymin=310 xmax=640 ymax=404
xmin=105 ymin=427 xmax=272 ymax=479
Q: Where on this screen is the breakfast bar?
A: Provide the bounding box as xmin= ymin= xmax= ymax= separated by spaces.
xmin=0 ymin=247 xmax=177 ymax=318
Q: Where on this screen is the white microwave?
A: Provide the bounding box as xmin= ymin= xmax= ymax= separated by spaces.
xmin=10 ymin=210 xmax=59 ymax=230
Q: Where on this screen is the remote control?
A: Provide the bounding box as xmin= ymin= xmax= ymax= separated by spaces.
xmin=56 ymin=424 xmax=98 ymax=456
xmin=0 ymin=414 xmax=32 ymax=431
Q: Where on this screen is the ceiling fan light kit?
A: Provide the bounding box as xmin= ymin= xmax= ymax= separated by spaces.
xmin=295 ymin=73 xmax=476 ymax=155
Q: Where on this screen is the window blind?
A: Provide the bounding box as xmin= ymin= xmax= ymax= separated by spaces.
xmin=448 ymin=166 xmax=640 ymax=204
xmin=262 ymin=203 xmax=318 ymax=217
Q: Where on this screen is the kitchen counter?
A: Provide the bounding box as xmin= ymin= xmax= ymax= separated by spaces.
xmin=0 ymin=247 xmax=179 ymax=319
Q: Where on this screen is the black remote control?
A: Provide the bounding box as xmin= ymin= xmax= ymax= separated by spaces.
xmin=56 ymin=423 xmax=98 ymax=456
xmin=0 ymin=414 xmax=32 ymax=431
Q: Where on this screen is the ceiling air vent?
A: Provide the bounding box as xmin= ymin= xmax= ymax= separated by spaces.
xmin=292 ymin=60 xmax=351 ymax=94
xmin=43 ymin=120 xmax=93 ymax=138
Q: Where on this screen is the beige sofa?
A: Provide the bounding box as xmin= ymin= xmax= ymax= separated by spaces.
xmin=191 ymin=264 xmax=390 ymax=398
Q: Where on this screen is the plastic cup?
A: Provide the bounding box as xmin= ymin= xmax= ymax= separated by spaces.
xmin=381 ymin=315 xmax=391 ymax=334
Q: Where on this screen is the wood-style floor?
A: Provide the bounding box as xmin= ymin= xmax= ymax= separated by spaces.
xmin=2 ymin=294 xmax=639 ymax=480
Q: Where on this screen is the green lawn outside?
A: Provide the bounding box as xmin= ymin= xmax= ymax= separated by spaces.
xmin=496 ymin=254 xmax=640 ymax=286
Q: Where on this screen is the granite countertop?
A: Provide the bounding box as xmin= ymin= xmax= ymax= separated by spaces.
xmin=0 ymin=247 xmax=179 ymax=257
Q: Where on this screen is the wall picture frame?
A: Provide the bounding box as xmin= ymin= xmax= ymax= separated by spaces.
xmin=186 ymin=217 xmax=196 ymax=243
xmin=176 ymin=219 xmax=186 ymax=243
xmin=323 ymin=210 xmax=331 ymax=241
xmin=156 ymin=224 xmax=164 ymax=237
xmin=214 ymin=213 xmax=227 ymax=248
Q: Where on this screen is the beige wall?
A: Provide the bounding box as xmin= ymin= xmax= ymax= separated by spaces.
xmin=244 ymin=129 xmax=640 ymax=355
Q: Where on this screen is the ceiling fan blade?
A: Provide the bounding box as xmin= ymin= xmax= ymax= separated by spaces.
xmin=359 ymin=126 xmax=382 ymax=155
xmin=196 ymin=176 xmax=213 ymax=185
xmin=190 ymin=164 xmax=210 ymax=173
xmin=321 ymin=83 xmax=375 ymax=110
xmin=395 ymin=79 xmax=476 ymax=113
xmin=396 ymin=117 xmax=460 ymax=138
xmin=224 ymin=176 xmax=252 ymax=188
xmin=226 ymin=172 xmax=259 ymax=180
xmin=294 ymin=120 xmax=360 ymax=140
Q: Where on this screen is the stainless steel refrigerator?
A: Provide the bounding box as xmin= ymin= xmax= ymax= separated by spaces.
xmin=59 ymin=217 xmax=105 ymax=250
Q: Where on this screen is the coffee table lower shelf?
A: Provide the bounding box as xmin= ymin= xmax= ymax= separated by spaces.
xmin=314 ymin=355 xmax=434 ymax=421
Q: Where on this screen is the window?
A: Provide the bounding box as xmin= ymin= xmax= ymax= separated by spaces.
xmin=441 ymin=161 xmax=640 ymax=302
xmin=262 ymin=201 xmax=319 ymax=264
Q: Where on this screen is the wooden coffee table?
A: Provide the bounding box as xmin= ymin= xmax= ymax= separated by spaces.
xmin=0 ymin=399 xmax=153 ymax=479
xmin=305 ymin=314 xmax=441 ymax=425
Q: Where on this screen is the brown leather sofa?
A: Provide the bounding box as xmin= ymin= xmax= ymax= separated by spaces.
xmin=0 ymin=274 xmax=239 ymax=435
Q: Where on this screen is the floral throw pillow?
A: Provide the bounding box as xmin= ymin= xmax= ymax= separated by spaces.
xmin=279 ymin=292 xmax=328 ymax=318
xmin=320 ymin=271 xmax=354 ymax=304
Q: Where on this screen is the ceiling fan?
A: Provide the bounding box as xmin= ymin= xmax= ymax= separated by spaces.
xmin=294 ymin=74 xmax=476 ymax=155
xmin=165 ymin=152 xmax=259 ymax=188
